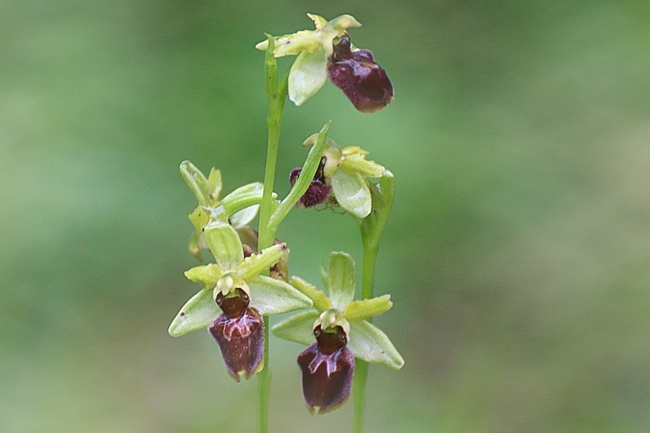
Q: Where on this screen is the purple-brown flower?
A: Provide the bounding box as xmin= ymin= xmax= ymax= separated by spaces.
xmin=208 ymin=288 xmax=264 ymax=382
xmin=297 ymin=325 xmax=355 ymax=414
xmin=289 ymin=156 xmax=332 ymax=208
xmin=327 ymin=33 xmax=394 ymax=113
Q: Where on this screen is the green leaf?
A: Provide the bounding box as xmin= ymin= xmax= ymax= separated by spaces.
xmin=168 ymin=289 xmax=220 ymax=337
xmin=348 ymin=321 xmax=404 ymax=370
xmin=289 ymin=276 xmax=332 ymax=312
xmin=249 ymin=276 xmax=313 ymax=316
xmin=331 ymin=168 xmax=372 ymax=219
xmin=327 ymin=252 xmax=356 ymax=310
xmin=344 ymin=295 xmax=392 ymax=322
xmin=272 ymin=310 xmax=320 ymax=345
xmin=288 ymin=47 xmax=328 ymax=106
xmin=203 ymin=224 xmax=244 ymax=271
xmin=236 ymin=243 xmax=289 ymax=282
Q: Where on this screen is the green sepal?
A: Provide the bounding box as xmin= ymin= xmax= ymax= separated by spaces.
xmin=289 ymin=47 xmax=328 ymax=106
xmin=289 ymin=276 xmax=332 ymax=312
xmin=184 ymin=263 xmax=224 ymax=289
xmin=203 ymin=224 xmax=244 ymax=271
xmin=348 ymin=321 xmax=404 ymax=370
xmin=331 ymin=168 xmax=372 ymax=219
xmin=249 ymin=276 xmax=313 ymax=316
xmin=272 ymin=310 xmax=320 ymax=345
xmin=344 ymin=295 xmax=392 ymax=322
xmin=206 ymin=168 xmax=222 ymax=204
xmin=327 ymin=252 xmax=357 ymax=310
xmin=220 ymin=182 xmax=265 ymax=217
xmin=236 ymin=243 xmax=289 ymax=282
xmin=270 ymin=121 xmax=332 ymax=229
xmin=168 ymin=288 xmax=220 ymax=337
xmin=180 ymin=160 xmax=213 ymax=206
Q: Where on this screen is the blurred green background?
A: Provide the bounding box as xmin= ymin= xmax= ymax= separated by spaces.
xmin=2 ymin=0 xmax=649 ymax=432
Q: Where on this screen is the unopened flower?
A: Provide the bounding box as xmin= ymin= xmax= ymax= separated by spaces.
xmin=327 ymin=33 xmax=394 ymax=113
xmin=272 ymin=252 xmax=404 ymax=414
xmin=168 ymin=222 xmax=312 ymax=381
xmin=179 ymin=160 xmax=267 ymax=261
xmin=256 ymin=14 xmax=392 ymax=112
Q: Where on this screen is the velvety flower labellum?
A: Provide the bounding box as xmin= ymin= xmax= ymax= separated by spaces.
xmin=289 ymin=156 xmax=332 ymax=208
xmin=327 ymin=34 xmax=394 ymax=113
xmin=297 ymin=325 xmax=355 ymax=414
xmin=208 ymin=288 xmax=264 ymax=381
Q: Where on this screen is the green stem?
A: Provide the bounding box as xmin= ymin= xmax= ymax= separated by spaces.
xmin=352 ymin=239 xmax=378 ymax=433
xmin=256 ymin=36 xmax=288 ymax=433
xmin=352 ymin=174 xmax=395 ymax=433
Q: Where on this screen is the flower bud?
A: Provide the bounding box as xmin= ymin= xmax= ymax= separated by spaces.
xmin=209 ymin=288 xmax=264 ymax=381
xmin=327 ymin=34 xmax=394 ymax=113
xmin=297 ymin=325 xmax=355 ymax=414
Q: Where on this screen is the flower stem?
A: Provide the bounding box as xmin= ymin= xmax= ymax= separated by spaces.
xmin=257 ymin=35 xmax=288 ymax=433
xmin=353 ymin=174 xmax=395 ymax=433
xmin=352 ymin=239 xmax=378 ymax=433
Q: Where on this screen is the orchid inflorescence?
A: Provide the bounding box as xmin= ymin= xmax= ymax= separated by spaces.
xmin=168 ymin=13 xmax=403 ymax=428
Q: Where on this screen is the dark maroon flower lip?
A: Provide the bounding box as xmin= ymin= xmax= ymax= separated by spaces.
xmin=327 ymin=33 xmax=394 ymax=113
xmin=209 ymin=288 xmax=264 ymax=381
xmin=297 ymin=325 xmax=355 ymax=414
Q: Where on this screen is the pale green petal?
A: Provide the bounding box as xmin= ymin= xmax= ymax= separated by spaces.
xmin=229 ymin=205 xmax=259 ymax=229
xmin=288 ymin=47 xmax=328 ymax=106
xmin=348 ymin=321 xmax=404 ymax=369
xmin=307 ymin=13 xmax=327 ymax=30
xmin=341 ymin=152 xmax=386 ymax=178
xmin=184 ymin=263 xmax=224 ymax=288
xmin=236 ymin=243 xmax=289 ymax=282
xmin=249 ymin=276 xmax=313 ymax=316
xmin=204 ymin=223 xmax=244 ymax=270
xmin=327 ymin=252 xmax=356 ymax=310
xmin=272 ymin=310 xmax=320 ymax=345
xmin=331 ymin=168 xmax=372 ymax=219
xmin=344 ymin=295 xmax=393 ymax=322
xmin=168 ymin=289 xmax=220 ymax=337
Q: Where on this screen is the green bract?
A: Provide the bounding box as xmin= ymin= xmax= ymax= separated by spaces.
xmin=180 ymin=160 xmax=272 ymax=260
xmin=272 ymin=252 xmax=404 ymax=370
xmin=168 ymin=222 xmax=313 ymax=337
xmin=256 ymin=14 xmax=362 ymax=106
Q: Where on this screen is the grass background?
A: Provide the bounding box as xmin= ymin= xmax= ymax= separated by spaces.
xmin=1 ymin=0 xmax=649 ymax=432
